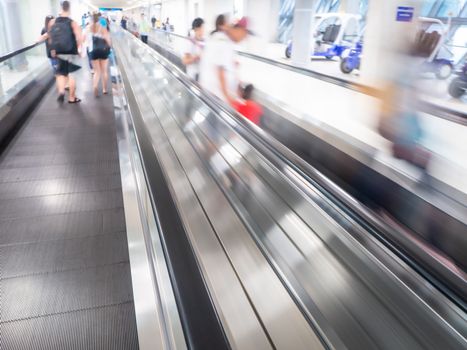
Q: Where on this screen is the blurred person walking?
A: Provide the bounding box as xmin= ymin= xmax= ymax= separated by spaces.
xmin=38 ymin=15 xmax=58 ymax=75
xmin=163 ymin=17 xmax=172 ymax=32
xmin=183 ymin=18 xmax=205 ymax=81
xmin=151 ymin=16 xmax=156 ymax=28
xmin=232 ymin=84 xmax=263 ymax=125
xmin=104 ymin=16 xmax=110 ymax=31
xmin=48 ymin=0 xmax=83 ymax=104
xmin=138 ymin=13 xmax=150 ymax=44
xmin=377 ymin=51 xmax=431 ymax=171
xmin=121 ymin=16 xmax=127 ymax=30
xmin=211 ymin=14 xmax=228 ymax=35
xmin=85 ymin=12 xmax=111 ymax=97
xmin=199 ymin=17 xmax=250 ymax=105
xmin=82 ymin=17 xmax=95 ymax=74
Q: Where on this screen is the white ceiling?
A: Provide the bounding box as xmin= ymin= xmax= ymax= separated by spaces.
xmin=89 ymin=0 xmax=158 ymax=9
xmin=89 ymin=0 xmax=131 ymax=7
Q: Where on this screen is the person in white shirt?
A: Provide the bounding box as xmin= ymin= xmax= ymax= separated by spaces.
xmin=138 ymin=13 xmax=150 ymax=44
xmin=182 ymin=18 xmax=205 ymax=81
xmin=199 ymin=17 xmax=250 ymax=105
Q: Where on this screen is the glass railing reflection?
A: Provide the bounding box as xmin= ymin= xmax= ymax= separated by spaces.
xmin=0 ymin=44 xmax=49 ymax=103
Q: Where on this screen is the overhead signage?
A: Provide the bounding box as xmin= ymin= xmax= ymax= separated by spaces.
xmin=99 ymin=8 xmax=123 ymax=12
xmin=396 ymin=6 xmax=414 ymax=22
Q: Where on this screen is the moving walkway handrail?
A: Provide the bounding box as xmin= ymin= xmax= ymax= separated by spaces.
xmin=0 ymin=42 xmax=43 ymax=64
xmin=147 ymin=27 xmax=467 ymax=307
xmin=236 ymin=50 xmax=467 ymax=124
xmin=149 ymin=28 xmax=467 ymax=125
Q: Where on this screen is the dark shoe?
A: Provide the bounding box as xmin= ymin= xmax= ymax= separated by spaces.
xmin=57 ymin=94 xmax=65 ymax=103
xmin=68 ymin=97 xmax=82 ymax=104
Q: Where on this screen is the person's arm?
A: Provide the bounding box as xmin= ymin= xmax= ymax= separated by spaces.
xmin=81 ymin=27 xmax=87 ymax=47
xmin=48 ymin=18 xmax=57 ymax=57
xmin=182 ymin=53 xmax=199 ymax=65
xmin=37 ymin=32 xmax=48 ymax=43
xmin=182 ymin=53 xmax=195 ymax=65
xmin=103 ymin=27 xmax=111 ymax=46
xmin=182 ymin=47 xmax=199 ymax=65
xmin=182 ymin=41 xmax=199 ymax=65
xmin=71 ymin=20 xmax=83 ymax=51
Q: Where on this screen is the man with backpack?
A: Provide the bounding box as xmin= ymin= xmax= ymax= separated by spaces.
xmin=48 ymin=1 xmax=83 ymax=104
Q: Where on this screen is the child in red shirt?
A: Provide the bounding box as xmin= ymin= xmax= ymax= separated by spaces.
xmin=233 ymin=84 xmax=263 ymax=126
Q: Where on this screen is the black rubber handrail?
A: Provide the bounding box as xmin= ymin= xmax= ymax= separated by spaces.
xmin=237 ymin=50 xmax=467 ymax=125
xmin=0 ymin=42 xmax=43 ymax=64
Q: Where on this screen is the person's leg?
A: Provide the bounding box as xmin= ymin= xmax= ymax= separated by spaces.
xmin=56 ymin=75 xmax=66 ymax=101
xmin=92 ymin=60 xmax=101 ymax=96
xmin=68 ymin=75 xmax=76 ymax=102
xmin=55 ymin=59 xmax=67 ymax=98
xmin=55 ymin=75 xmax=60 ymax=94
xmin=101 ymin=59 xmax=109 ymax=94
xmin=87 ymin=49 xmax=94 ymax=73
xmin=50 ymin=59 xmax=60 ymax=94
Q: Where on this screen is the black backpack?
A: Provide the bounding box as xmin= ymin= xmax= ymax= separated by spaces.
xmin=49 ymin=17 xmax=77 ymax=55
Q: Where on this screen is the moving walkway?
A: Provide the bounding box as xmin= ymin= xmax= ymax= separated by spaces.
xmin=111 ymin=29 xmax=467 ymax=349
xmin=0 ymin=27 xmax=465 ymax=349
xmin=0 ymin=43 xmax=138 ymax=349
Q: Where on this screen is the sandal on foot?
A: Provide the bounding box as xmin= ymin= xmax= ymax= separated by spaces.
xmin=68 ymin=98 xmax=82 ymax=104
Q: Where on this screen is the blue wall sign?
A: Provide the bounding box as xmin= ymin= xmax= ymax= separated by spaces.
xmin=396 ymin=6 xmax=414 ymax=22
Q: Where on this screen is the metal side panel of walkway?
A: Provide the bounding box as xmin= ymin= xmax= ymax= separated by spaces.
xmin=0 ymin=67 xmax=139 ymax=349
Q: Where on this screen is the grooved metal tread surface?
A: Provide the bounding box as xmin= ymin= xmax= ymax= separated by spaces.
xmin=0 ymin=72 xmax=139 ymax=349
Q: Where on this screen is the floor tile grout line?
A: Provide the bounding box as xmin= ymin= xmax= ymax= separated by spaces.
xmin=0 ymin=230 xmax=126 ymax=248
xmin=0 ymin=170 xmax=122 ymax=185
xmin=0 ymin=172 xmax=122 ymax=185
xmin=0 ymin=207 xmax=124 ymax=224
xmin=0 ymin=188 xmax=123 ymax=203
xmin=0 ymin=260 xmax=131 ymax=282
xmin=0 ymin=191 xmax=122 ymax=202
xmin=0 ymin=300 xmax=135 ymax=325
xmin=0 ymin=160 xmax=120 ymax=170
xmin=0 ymin=184 xmax=123 ymax=202
xmin=0 ymin=206 xmax=125 ymax=222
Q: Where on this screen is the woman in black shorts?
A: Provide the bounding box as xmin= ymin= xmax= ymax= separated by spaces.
xmin=85 ymin=12 xmax=111 ymax=96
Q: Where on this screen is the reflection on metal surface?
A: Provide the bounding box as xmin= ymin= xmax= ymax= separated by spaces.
xmin=115 ymin=29 xmax=324 ymax=350
xmin=110 ymin=53 xmax=186 ymax=350
xmin=112 ymin=28 xmax=467 ymax=350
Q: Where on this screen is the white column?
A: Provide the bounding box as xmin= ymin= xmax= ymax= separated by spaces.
xmin=360 ymin=0 xmax=422 ymax=87
xmin=201 ymin=0 xmax=234 ymax=33
xmin=291 ymin=0 xmax=316 ymax=67
xmin=244 ymin=0 xmax=280 ymax=42
xmin=339 ymin=0 xmax=360 ymax=14
xmin=0 ymin=0 xmax=25 ymax=52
